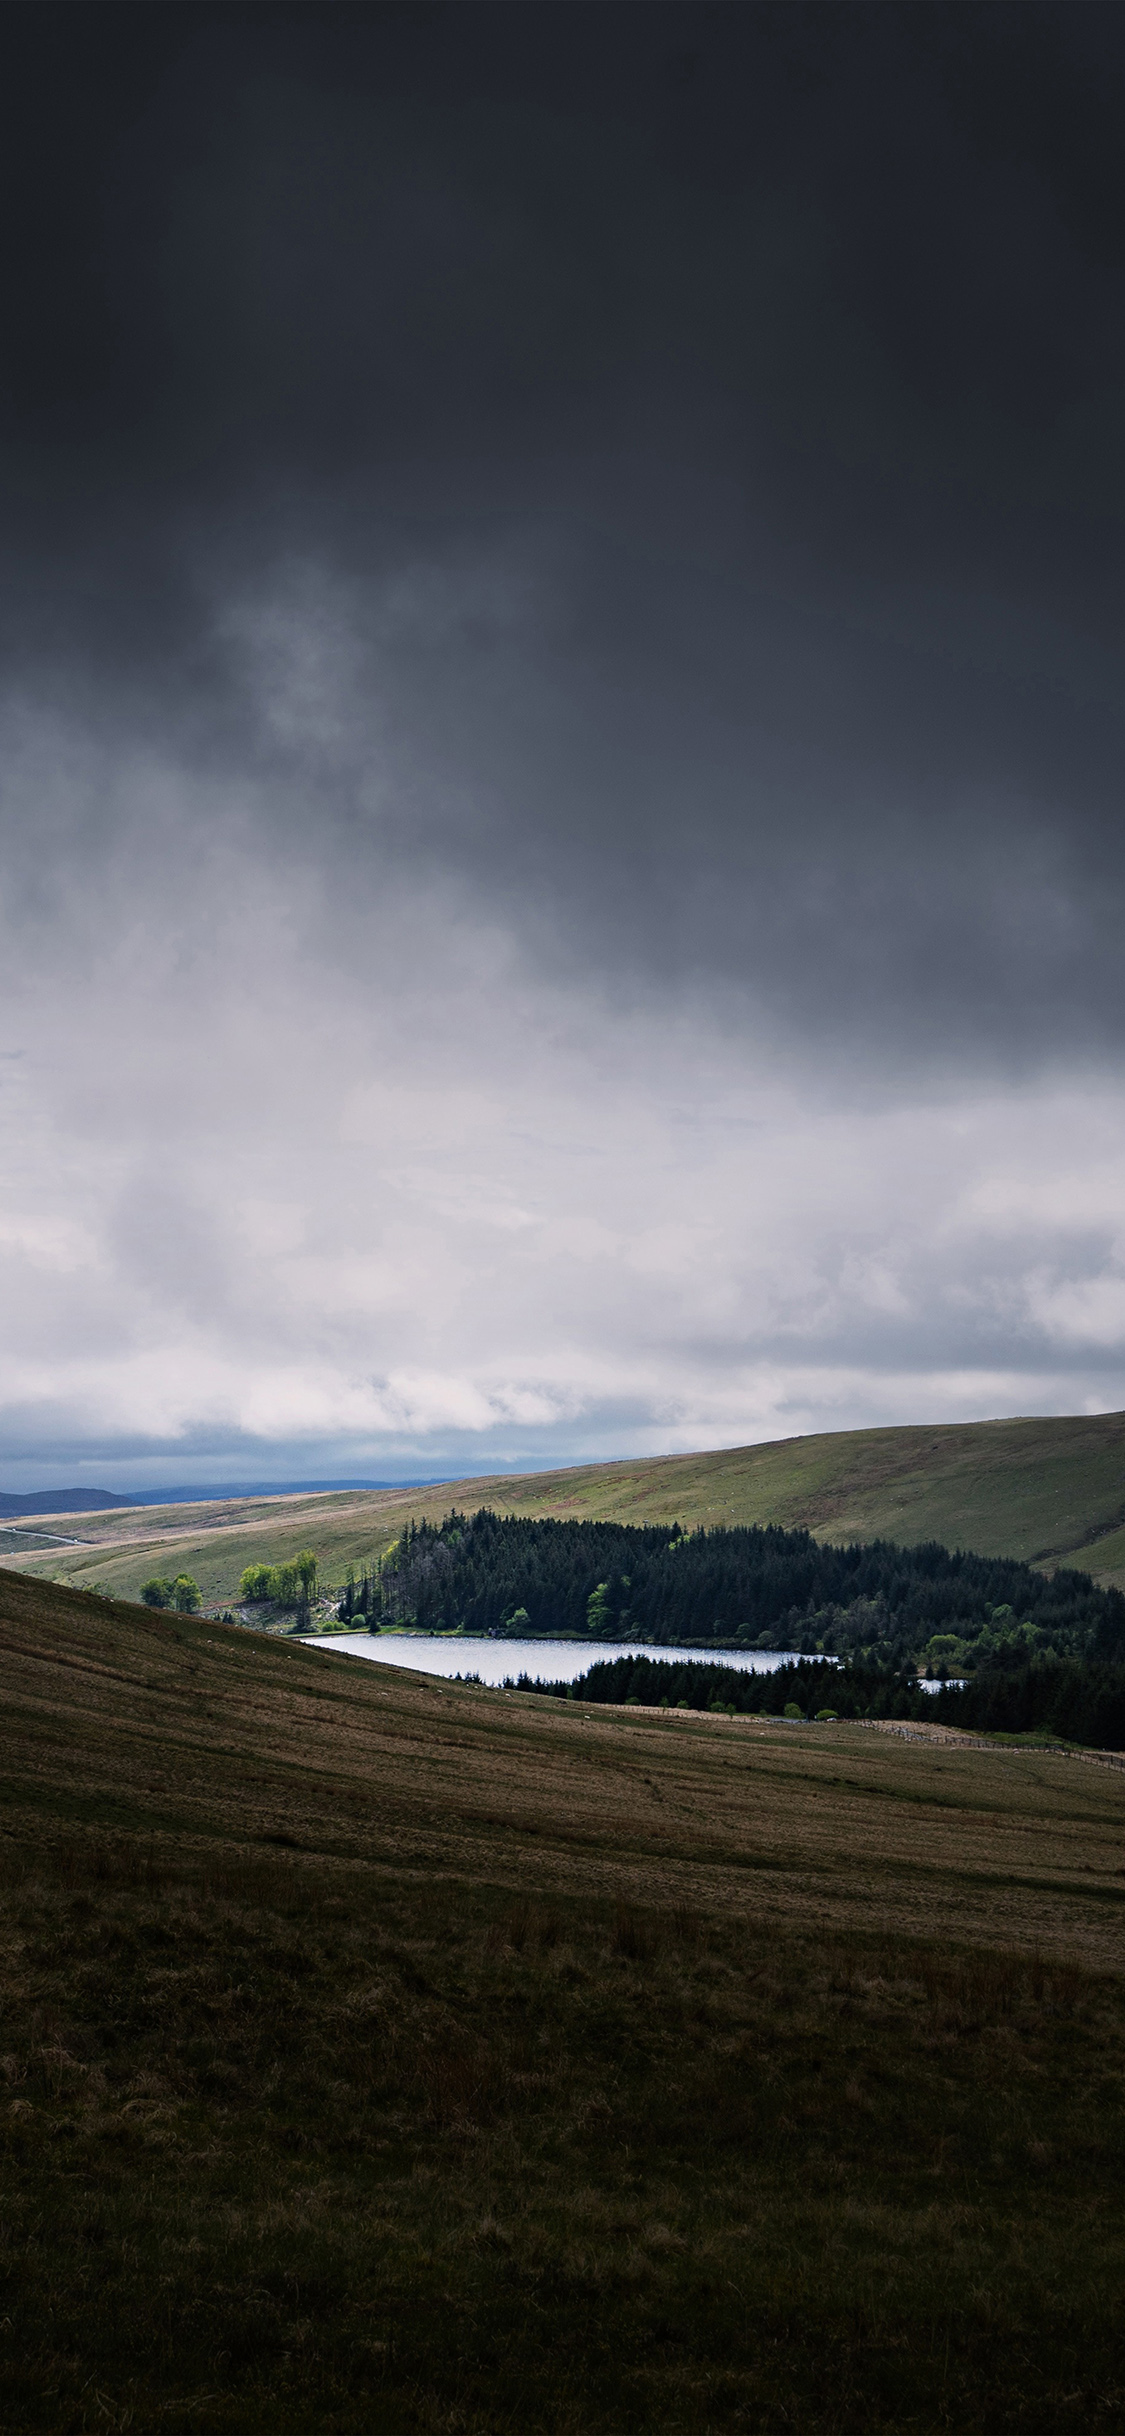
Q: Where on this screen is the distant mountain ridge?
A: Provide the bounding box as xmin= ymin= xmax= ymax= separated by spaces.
xmin=0 ymin=1478 xmax=454 ymax=1519
xmin=0 ymin=1490 xmax=133 ymax=1518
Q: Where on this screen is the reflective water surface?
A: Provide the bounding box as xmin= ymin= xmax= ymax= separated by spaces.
xmin=299 ymin=1634 xmax=801 ymax=1685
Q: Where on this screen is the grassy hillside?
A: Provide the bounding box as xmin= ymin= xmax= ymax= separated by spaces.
xmin=6 ymin=1410 xmax=1125 ymax=1612
xmin=1 ymin=1565 xmax=1123 ymax=2432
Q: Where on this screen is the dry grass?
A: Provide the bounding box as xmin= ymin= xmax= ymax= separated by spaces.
xmin=0 ymin=1568 xmax=1124 ymax=2431
xmin=2 ymin=1568 xmax=1122 ymax=1961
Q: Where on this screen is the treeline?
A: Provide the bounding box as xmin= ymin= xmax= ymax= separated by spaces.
xmin=371 ymin=1508 xmax=1125 ymax=1667
xmin=338 ymin=1569 xmax=378 ymax=1623
xmin=514 ymin=1649 xmax=1125 ymax=1750
xmin=239 ymin=1552 xmax=318 ymax=1614
xmin=141 ymin=1573 xmax=201 ymax=1613
xmin=935 ymin=1658 xmax=1125 ymax=1748
xmin=516 ymin=1652 xmax=888 ymax=1718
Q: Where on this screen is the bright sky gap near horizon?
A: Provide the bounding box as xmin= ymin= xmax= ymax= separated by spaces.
xmin=4 ymin=3 xmax=1125 ymax=1494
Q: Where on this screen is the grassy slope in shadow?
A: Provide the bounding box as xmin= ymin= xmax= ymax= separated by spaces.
xmin=1 ymin=1567 xmax=1124 ymax=2433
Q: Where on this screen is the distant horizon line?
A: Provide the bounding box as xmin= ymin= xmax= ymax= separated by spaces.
xmin=0 ymin=1408 xmax=1122 ymax=1520
xmin=0 ymin=1478 xmax=461 ymax=1517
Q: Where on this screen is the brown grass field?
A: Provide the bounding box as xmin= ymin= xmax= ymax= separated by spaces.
xmin=1 ymin=1566 xmax=1124 ymax=2431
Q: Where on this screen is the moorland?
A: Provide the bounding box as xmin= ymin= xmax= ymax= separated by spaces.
xmin=5 ymin=1409 xmax=1125 ymax=1614
xmin=1 ymin=1564 xmax=1123 ymax=2431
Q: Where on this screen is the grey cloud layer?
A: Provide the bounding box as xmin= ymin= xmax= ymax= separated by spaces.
xmin=1 ymin=4 xmax=1124 ymax=1480
xmin=5 ymin=5 xmax=1124 ymax=1063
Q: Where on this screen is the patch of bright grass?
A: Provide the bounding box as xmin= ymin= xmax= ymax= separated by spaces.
xmin=11 ymin=1407 xmax=1125 ymax=1607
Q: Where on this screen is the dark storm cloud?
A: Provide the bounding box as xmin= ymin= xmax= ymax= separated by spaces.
xmin=5 ymin=2 xmax=1125 ymax=1491
xmin=4 ymin=1 xmax=1125 ymax=1069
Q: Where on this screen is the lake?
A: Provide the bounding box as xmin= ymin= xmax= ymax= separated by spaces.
xmin=299 ymin=1634 xmax=804 ymax=1686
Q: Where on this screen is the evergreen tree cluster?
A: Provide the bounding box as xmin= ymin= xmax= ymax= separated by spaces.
xmin=370 ymin=1507 xmax=1125 ymax=1666
xmin=337 ymin=1567 xmax=378 ymax=1623
xmin=513 ymin=1651 xmax=885 ymax=1718
xmin=512 ymin=1649 xmax=1125 ymax=1750
xmin=934 ymin=1657 xmax=1125 ymax=1747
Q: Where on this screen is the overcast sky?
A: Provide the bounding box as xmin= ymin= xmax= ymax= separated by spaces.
xmin=3 ymin=0 xmax=1125 ymax=1491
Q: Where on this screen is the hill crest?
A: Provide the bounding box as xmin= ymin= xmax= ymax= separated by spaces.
xmin=3 ymin=1410 xmax=1125 ymax=1608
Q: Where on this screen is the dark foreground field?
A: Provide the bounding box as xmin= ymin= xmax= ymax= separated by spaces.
xmin=1 ymin=1573 xmax=1124 ymax=2433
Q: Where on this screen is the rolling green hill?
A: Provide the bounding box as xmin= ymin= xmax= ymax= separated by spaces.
xmin=4 ymin=1410 xmax=1125 ymax=1613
